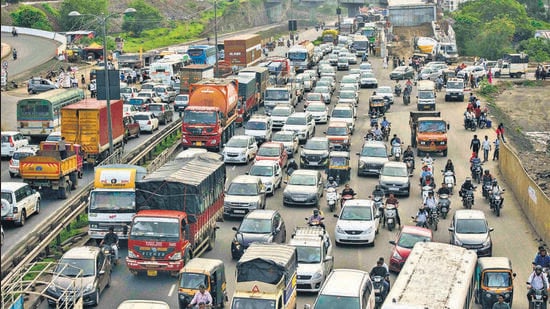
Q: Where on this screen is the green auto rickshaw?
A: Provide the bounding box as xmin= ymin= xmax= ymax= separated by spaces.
xmin=327 ymin=151 xmax=351 ymax=184
xmin=475 ymin=257 xmax=516 ymax=309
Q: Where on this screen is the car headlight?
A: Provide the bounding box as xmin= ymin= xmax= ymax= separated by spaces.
xmin=83 ymin=282 xmax=95 ymax=294
xmin=170 ymin=252 xmax=182 ymax=260
xmin=127 ymin=250 xmax=138 ymax=259
xmin=312 ymin=271 xmax=323 ymax=280
xmin=336 ymin=225 xmax=344 ymax=233
xmin=392 ymin=250 xmax=402 ymax=260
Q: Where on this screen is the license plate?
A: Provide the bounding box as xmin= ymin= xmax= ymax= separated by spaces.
xmin=194 ymin=142 xmax=203 ymax=146
xmin=147 ymin=270 xmax=158 ymax=277
xmin=233 ymin=210 xmax=245 ymax=214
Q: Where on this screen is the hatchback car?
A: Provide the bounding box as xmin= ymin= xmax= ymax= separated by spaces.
xmin=1 ymin=131 xmax=29 ymax=159
xmin=247 ymin=160 xmax=283 ymax=195
xmin=123 ymin=115 xmax=141 ymax=140
xmin=8 ymin=145 xmax=38 ymax=177
xmin=390 ymin=66 xmax=415 ymax=80
xmin=1 ymin=182 xmax=41 ymax=226
xmin=223 ymin=175 xmax=266 ymax=218
xmin=306 ymin=103 xmax=329 ymax=123
xmin=334 ymin=199 xmax=380 ymax=246
xmin=133 ymin=112 xmax=159 ymax=133
xmin=231 ymin=209 xmax=286 ymax=259
xmin=357 ymin=141 xmax=389 ymax=176
xmin=448 ymin=210 xmax=493 ymax=257
xmin=255 ymin=142 xmax=288 ymax=168
xmin=379 ymin=162 xmax=411 ymax=197
xmin=283 ymin=169 xmax=324 ymax=207
xmin=388 ymin=225 xmax=433 ymax=273
xmin=147 ymin=103 xmax=174 ymax=125
xmin=300 ymin=137 xmax=330 ymax=169
xmin=222 ymin=135 xmax=258 ymax=164
xmin=46 ymin=246 xmax=111 ymax=307
xmin=174 ymin=94 xmax=189 ymax=112
xmin=272 ymin=131 xmax=299 ymax=155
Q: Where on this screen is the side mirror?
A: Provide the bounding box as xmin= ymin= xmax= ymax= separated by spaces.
xmin=232 ymin=227 xmax=238 ymax=232
xmin=389 ymin=240 xmax=396 ymax=245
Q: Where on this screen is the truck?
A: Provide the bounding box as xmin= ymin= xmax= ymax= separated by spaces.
xmin=231 ymin=243 xmax=297 ymax=309
xmin=19 ymin=141 xmax=83 ymax=199
xmin=87 ymin=164 xmax=147 ymax=241
xmin=264 ymin=85 xmax=297 ymax=115
xmin=238 ymin=66 xmax=269 ymax=106
xmin=416 ymin=80 xmax=436 ymax=111
xmin=493 ymin=53 xmax=529 ymax=78
xmin=126 ymin=152 xmax=225 ymax=277
xmin=287 ymin=40 xmax=315 ymax=73
xmin=444 ymin=78 xmax=464 ymax=102
xmin=179 ymin=64 xmax=214 ymax=94
xmin=321 ymin=29 xmax=339 ymax=45
xmin=61 ymin=99 xmax=125 ymax=164
xmin=236 ymin=75 xmax=258 ymax=125
xmin=409 ymin=111 xmax=449 ymax=157
xmin=181 ymin=78 xmax=238 ymax=152
xmin=224 ymin=34 xmax=263 ymax=69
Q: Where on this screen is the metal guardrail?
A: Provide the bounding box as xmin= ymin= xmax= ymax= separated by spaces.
xmin=0 ymin=119 xmax=182 ymax=287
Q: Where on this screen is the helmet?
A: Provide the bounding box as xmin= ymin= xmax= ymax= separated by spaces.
xmin=328 ymin=176 xmax=334 ymax=181
xmin=535 ymin=265 xmax=543 ymax=272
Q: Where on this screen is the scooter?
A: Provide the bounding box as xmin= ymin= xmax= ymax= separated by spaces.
xmin=526 ymin=282 xmax=547 ymax=309
xmin=391 ymin=141 xmax=402 ymax=161
xmin=438 ymin=194 xmax=451 ymax=219
xmin=326 ymin=187 xmax=340 ymax=212
xmin=384 ymin=204 xmax=397 ymax=231
xmin=442 ymin=170 xmax=455 ymax=194
xmin=372 ymin=275 xmax=387 ymax=309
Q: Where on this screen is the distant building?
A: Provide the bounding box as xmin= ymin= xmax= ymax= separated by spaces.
xmin=534 ymin=30 xmax=550 ymax=40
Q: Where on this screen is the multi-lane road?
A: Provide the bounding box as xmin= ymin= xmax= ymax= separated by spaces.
xmin=2 ymin=28 xmax=540 ymax=309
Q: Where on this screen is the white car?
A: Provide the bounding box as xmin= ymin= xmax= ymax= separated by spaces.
xmin=334 ymin=199 xmax=380 ymax=246
xmin=248 ymin=160 xmax=283 ymax=195
xmin=133 ymin=112 xmax=159 ymax=133
xmin=272 ymin=131 xmax=299 ymax=155
xmin=222 ymin=135 xmax=258 ymax=164
xmin=306 ymin=103 xmax=329 ymax=124
xmin=281 ymin=112 xmax=316 ymax=143
xmin=1 ymin=131 xmax=29 ymax=159
xmin=330 ymin=105 xmax=356 ymax=133
xmin=9 ymin=146 xmax=38 ymax=178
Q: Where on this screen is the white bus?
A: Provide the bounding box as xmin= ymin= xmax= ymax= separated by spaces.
xmin=382 ymin=242 xmax=477 ymax=309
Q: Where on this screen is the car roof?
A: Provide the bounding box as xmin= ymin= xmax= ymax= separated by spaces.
xmin=231 ymin=175 xmax=261 ymax=184
xmin=244 ymin=209 xmax=278 ymax=220
xmin=61 ymin=246 xmax=101 ymax=259
xmin=454 ymin=209 xmax=486 ymax=219
xmin=1 ymin=182 xmax=29 ymax=191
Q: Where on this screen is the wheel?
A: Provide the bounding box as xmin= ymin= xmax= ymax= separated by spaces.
xmin=18 ymin=210 xmax=27 ymax=226
xmin=35 ymin=199 xmax=40 ymax=214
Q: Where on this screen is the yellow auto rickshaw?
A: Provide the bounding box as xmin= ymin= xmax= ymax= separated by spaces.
xmin=327 ymin=151 xmax=351 ymax=184
xmin=178 ymin=258 xmax=227 ymax=308
xmin=475 ymin=257 xmax=516 ymax=309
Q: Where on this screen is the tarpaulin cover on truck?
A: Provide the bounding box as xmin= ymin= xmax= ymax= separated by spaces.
xmin=135 ymin=154 xmax=226 ymax=220
xmin=236 ymin=243 xmax=297 ymax=286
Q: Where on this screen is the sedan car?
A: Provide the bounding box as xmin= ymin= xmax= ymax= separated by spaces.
xmin=247 ymin=160 xmax=283 ymax=195
xmin=283 ymin=169 xmax=324 ymax=207
xmin=255 ymin=142 xmax=288 ymax=168
xmin=272 ymin=131 xmax=299 ymax=155
xmin=390 ymin=66 xmax=415 ymax=80
xmin=334 ymin=199 xmax=380 ymax=246
xmin=222 ymin=135 xmax=258 ymax=164
xmin=306 ymin=103 xmax=329 ymax=124
xmin=133 ymin=112 xmax=159 ymax=133
xmin=360 ymin=71 xmax=378 ymax=88
xmin=231 ymin=209 xmax=286 ymax=260
xmin=379 ymin=162 xmax=411 ymax=197
xmin=388 ymin=226 xmax=433 ymax=273
xmin=448 ymin=210 xmax=493 ymax=257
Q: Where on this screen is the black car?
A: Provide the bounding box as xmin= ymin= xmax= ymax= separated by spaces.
xmin=231 ymin=209 xmax=286 ymax=260
xmin=300 ymin=137 xmax=330 ymax=169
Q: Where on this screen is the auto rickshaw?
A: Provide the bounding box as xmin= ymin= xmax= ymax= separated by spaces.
xmin=178 ymin=258 xmax=228 ymax=309
xmin=474 ymin=257 xmax=516 ymax=309
xmin=369 ymin=94 xmax=387 ymax=115
xmin=327 ymin=151 xmax=351 ymax=184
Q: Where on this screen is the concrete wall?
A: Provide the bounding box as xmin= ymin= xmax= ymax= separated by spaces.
xmin=499 ymin=144 xmax=550 ymax=244
xmin=1 ymin=25 xmax=66 ymax=56
xmin=388 ymin=4 xmax=436 ymax=27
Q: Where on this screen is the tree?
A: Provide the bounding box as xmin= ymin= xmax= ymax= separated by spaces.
xmin=58 ymin=0 xmax=108 ymax=32
xmin=10 ymin=5 xmax=52 ymax=31
xmin=122 ymin=0 xmax=163 ymax=37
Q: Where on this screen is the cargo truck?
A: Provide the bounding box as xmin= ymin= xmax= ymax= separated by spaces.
xmin=287 ymin=40 xmax=315 ymax=73
xmin=179 ymin=64 xmax=214 ymax=94
xmin=19 ymin=141 xmax=83 ymax=199
xmin=232 ymin=243 xmax=297 ymax=309
xmin=88 ymin=164 xmax=147 ymax=241
xmin=61 ymin=99 xmax=125 ymax=164
xmin=239 ymin=66 xmax=268 ymax=106
xmin=181 ymin=78 xmax=238 ymax=152
xmin=409 ymin=111 xmax=449 ymax=157
xmin=236 ymin=75 xmax=258 ymax=125
xmin=224 ymin=34 xmax=263 ymax=69
xmin=126 ymin=152 xmax=225 ymax=277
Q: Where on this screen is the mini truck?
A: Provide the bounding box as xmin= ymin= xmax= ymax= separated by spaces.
xmin=126 ymin=152 xmax=225 ymax=277
xmin=19 ymin=141 xmax=83 ymax=199
xmin=410 ymin=111 xmax=449 ymax=157
xmin=232 ymin=243 xmax=297 ymax=309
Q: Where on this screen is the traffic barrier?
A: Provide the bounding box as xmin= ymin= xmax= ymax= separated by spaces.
xmin=499 ymin=143 xmax=550 ymax=244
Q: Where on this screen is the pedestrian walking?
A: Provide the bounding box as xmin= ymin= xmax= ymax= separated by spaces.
xmin=470 ymin=134 xmax=481 ymax=157
xmin=496 ymin=123 xmax=506 ymax=143
xmin=482 ymin=135 xmax=491 ymax=162
xmin=493 ymin=138 xmax=500 ymax=161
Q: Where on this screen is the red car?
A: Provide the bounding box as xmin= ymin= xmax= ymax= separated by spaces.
xmin=388 ymin=225 xmax=433 ymax=273
xmin=255 ymin=142 xmax=288 ymax=168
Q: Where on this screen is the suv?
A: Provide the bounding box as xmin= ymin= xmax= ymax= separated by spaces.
xmin=147 ymin=103 xmax=174 ymax=125
xmin=289 ymin=226 xmax=334 ymax=292
xmin=153 ymin=85 xmax=177 ymax=103
xmin=300 ymin=137 xmax=330 ymax=169
xmin=8 ymin=145 xmax=38 ymax=178
xmin=247 ymin=160 xmax=283 ymax=195
xmin=281 ymin=112 xmax=316 ymax=143
xmin=245 ymin=115 xmax=273 ymax=144
xmin=445 ymin=78 xmax=465 ymax=102
xmin=269 ymin=105 xmax=295 ymax=130
xmin=223 ymin=175 xmax=266 ymax=218
xmin=230 ymin=209 xmax=286 ymax=260
xmin=27 ymin=77 xmax=58 ymax=94
xmin=357 ymin=141 xmax=389 ymax=176
xmin=1 ymin=131 xmax=29 ymax=159
xmin=448 ymin=209 xmax=493 ymax=257
xmin=1 ymin=182 xmax=41 ymax=226
xmin=379 ymin=162 xmax=411 ymax=197
xmin=334 ymin=199 xmax=380 ymax=246
xmin=283 ymin=169 xmax=324 ymax=207
xmin=46 ymin=246 xmax=111 ymax=307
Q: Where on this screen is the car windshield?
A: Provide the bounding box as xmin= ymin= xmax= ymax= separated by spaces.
xmin=455 ymin=219 xmax=488 ymax=234
xmin=307 ymin=105 xmax=326 ymax=112
xmin=307 ymin=94 xmax=322 ymax=101
xmin=327 ymin=126 xmax=347 ymax=135
xmin=289 ymin=174 xmax=316 ymax=186
xmin=273 ymin=133 xmax=294 ymax=142
xmin=239 ymin=218 xmax=272 ymax=233
xmin=296 ymin=246 xmax=321 ymax=263
xmin=397 ymin=232 xmax=432 ymax=249
xmin=179 ymin=273 xmax=208 ymax=289
xmin=286 ymin=116 xmax=306 ymax=125
xmin=249 ymin=165 xmax=274 ymax=177
xmin=227 ymin=182 xmax=258 ymax=196
xmin=55 ymin=258 xmax=95 ymax=277
xmin=258 ymin=146 xmax=280 ymax=157
xmin=340 ymin=206 xmax=373 ymax=220
xmin=361 ymin=146 xmax=387 ymax=157
xmin=246 ymin=121 xmax=266 ymax=130
xmin=226 ymin=138 xmax=248 ymax=148
xmin=271 ymin=108 xmax=291 ymax=116
xmin=331 ymin=109 xmax=352 ymax=118
xmin=382 ymin=166 xmax=408 ymax=177
xmin=377 ymin=87 xmax=392 ymax=94
xmin=304 ymin=140 xmax=328 ymax=150
xmin=340 ymin=92 xmax=355 ymax=99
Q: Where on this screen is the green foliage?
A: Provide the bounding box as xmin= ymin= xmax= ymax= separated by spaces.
xmin=58 ymin=0 xmax=108 ymax=32
xmin=10 ymin=5 xmax=52 ymax=30
xmin=519 ymin=38 xmax=550 ymax=62
xmin=122 ymin=0 xmax=163 ymax=37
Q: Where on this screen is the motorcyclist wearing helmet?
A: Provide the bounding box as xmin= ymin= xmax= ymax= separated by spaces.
xmin=326 ymin=176 xmax=338 ymax=189
xmin=526 ymin=265 xmax=549 ymax=303
xmin=533 ymin=246 xmax=550 ymax=270
xmin=308 ymin=209 xmax=325 ymax=229
xmin=490 ymin=179 xmax=504 ymax=209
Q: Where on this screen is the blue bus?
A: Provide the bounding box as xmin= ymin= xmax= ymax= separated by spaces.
xmin=187 ymin=45 xmax=217 ymax=65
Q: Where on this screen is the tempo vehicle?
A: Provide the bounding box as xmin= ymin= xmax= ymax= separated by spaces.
xmin=334 ymin=199 xmax=379 ymax=246
xmin=1 ymin=182 xmax=41 ymax=226
xmin=223 ymin=175 xmax=266 ymax=218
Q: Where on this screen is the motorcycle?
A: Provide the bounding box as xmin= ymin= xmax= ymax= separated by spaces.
xmin=404 ymin=156 xmax=414 ymax=175
xmin=372 ymin=275 xmax=387 ymax=309
xmin=341 ymin=192 xmax=356 ymax=207
xmin=391 ymin=141 xmax=402 ymax=161
xmin=471 ymin=163 xmax=483 ymax=184
xmin=527 ymin=282 xmax=547 ymax=309
xmin=394 ymin=85 xmax=402 ymax=97
xmin=326 ymin=187 xmax=340 ymax=212
xmin=384 ymin=204 xmax=397 ymax=231
xmin=462 ymin=188 xmax=475 ymax=209
xmin=490 ymin=190 xmax=504 ymax=217
xmin=442 ymin=170 xmax=455 ymax=194
xmin=438 ymin=194 xmax=450 ymax=219
xmin=101 ymin=244 xmax=117 ymax=265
